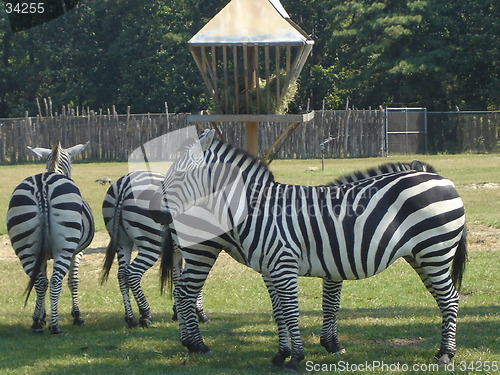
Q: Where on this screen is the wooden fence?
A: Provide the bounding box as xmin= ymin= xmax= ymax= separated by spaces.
xmin=1 ymin=108 xmax=497 ymax=164
xmin=0 ymin=109 xmax=384 ymax=163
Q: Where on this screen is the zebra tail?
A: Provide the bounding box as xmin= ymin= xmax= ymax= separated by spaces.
xmin=159 ymin=227 xmax=174 ymax=296
xmin=100 ymin=194 xmax=124 ymax=285
xmin=451 ymin=226 xmax=468 ymax=292
xmin=24 ymin=206 xmax=49 ymax=307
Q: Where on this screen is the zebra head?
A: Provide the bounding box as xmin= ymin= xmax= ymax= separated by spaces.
xmin=28 ymin=141 xmax=89 ymax=178
xmin=150 ymin=129 xmax=215 ymax=225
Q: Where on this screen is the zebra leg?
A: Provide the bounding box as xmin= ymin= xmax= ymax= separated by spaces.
xmin=68 ymin=252 xmax=84 ymax=326
xmin=320 ymin=279 xmax=345 ymax=355
xmin=262 ymin=275 xmax=291 ymax=366
xmin=195 ymin=289 xmax=210 ymax=324
xmin=416 ymin=262 xmax=459 ymax=365
xmin=31 ymin=272 xmax=49 ymax=333
xmin=171 ymin=249 xmax=183 ymax=322
xmin=173 ymin=289 xmax=209 ymax=325
xmin=405 ymin=256 xmax=437 ymax=298
xmin=48 ymin=256 xmax=73 ymax=334
xmin=172 ymin=250 xmax=209 ymax=324
xmin=126 ymin=262 xmax=153 ymax=328
xmin=175 ymin=256 xmax=216 ymax=354
xmin=117 ymin=245 xmax=137 ymax=328
xmin=268 ymin=265 xmax=304 ymax=372
xmin=431 ymin=272 xmax=459 ymax=364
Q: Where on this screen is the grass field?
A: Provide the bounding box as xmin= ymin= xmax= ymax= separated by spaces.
xmin=0 ymin=154 xmax=498 ymax=374
xmin=1 ymin=153 xmax=499 ymax=234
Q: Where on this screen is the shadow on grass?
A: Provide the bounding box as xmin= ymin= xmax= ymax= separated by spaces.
xmin=0 ymin=305 xmax=497 ymax=374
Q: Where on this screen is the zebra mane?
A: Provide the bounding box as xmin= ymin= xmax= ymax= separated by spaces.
xmin=178 ymin=136 xmax=200 ymax=153
xmin=329 ymin=161 xmax=437 ymax=186
xmin=211 ymin=138 xmax=275 ymax=182
xmin=46 ymin=141 xmax=74 ymax=177
xmin=48 ymin=141 xmax=62 ymax=173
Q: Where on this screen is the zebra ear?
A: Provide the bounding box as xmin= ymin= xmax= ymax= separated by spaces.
xmin=199 ymin=130 xmax=215 ymax=151
xmin=66 ymin=141 xmax=90 ymax=156
xmin=27 ymin=146 xmax=52 ymax=159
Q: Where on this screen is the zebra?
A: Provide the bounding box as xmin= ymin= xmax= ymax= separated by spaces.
xmin=150 ymin=129 xmax=467 ymax=371
xmin=6 ymin=141 xmax=95 ymax=334
xmin=100 ymin=170 xmax=209 ymax=328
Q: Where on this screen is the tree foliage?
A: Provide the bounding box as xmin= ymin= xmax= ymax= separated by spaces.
xmin=0 ymin=0 xmax=497 ymax=117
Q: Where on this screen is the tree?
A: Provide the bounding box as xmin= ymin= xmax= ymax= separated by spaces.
xmin=0 ymin=0 xmax=497 ymax=116
xmin=306 ymin=0 xmax=498 ymax=110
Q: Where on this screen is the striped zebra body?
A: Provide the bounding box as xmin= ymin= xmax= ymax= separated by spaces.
xmin=7 ymin=142 xmax=94 ymax=334
xmin=101 ymin=171 xmax=208 ymax=328
xmin=151 ymin=130 xmax=466 ymax=370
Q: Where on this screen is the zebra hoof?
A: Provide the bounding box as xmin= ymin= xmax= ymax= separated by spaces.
xmin=125 ymin=317 xmax=139 ymax=328
xmin=284 ymin=357 xmax=301 ymax=373
xmin=434 ymin=349 xmax=454 ymax=366
xmin=271 ymin=349 xmax=291 ymax=367
xmin=320 ymin=337 xmax=345 ymax=355
xmin=31 ymin=320 xmax=45 ymax=333
xmin=436 ymin=353 xmax=452 ymax=366
xmin=73 ymin=318 xmax=85 ymax=326
xmin=49 ymin=324 xmax=62 ymax=334
xmin=71 ymin=311 xmax=84 ymax=326
xmin=184 ymin=341 xmax=211 ymax=354
xmin=139 ymin=316 xmax=153 ymax=328
xmin=334 ymin=348 xmax=346 ymax=355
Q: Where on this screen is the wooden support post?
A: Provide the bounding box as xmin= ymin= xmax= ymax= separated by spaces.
xmin=245 ymin=121 xmax=258 ymax=156
xmin=245 ymin=44 xmax=259 ymax=156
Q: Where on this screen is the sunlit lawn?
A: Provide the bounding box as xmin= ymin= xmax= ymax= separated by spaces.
xmin=0 ymin=154 xmax=498 ymax=374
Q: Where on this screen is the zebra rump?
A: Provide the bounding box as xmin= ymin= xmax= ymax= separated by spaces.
xmin=7 ymin=141 xmax=94 ymax=334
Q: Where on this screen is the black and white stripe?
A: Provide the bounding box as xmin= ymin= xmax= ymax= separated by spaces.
xmin=152 ymin=130 xmax=466 ymax=371
xmin=7 ymin=142 xmax=94 ymax=334
xmin=101 ymin=171 xmax=208 ymax=328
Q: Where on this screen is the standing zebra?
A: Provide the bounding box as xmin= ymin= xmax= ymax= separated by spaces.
xmin=150 ymin=129 xmax=467 ymax=371
xmin=7 ymin=142 xmax=95 ymax=334
xmin=101 ymin=171 xmax=209 ymax=328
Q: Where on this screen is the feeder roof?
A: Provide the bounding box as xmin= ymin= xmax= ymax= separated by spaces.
xmin=188 ymin=0 xmax=314 ymax=46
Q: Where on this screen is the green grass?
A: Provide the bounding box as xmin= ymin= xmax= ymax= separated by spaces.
xmin=0 ymin=154 xmax=498 ymax=374
xmin=0 ymin=250 xmax=498 ymax=374
xmin=1 ymin=154 xmax=499 ymax=234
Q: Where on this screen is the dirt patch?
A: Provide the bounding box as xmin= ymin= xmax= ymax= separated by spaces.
xmin=463 ymin=182 xmax=500 ymax=190
xmin=467 ymin=224 xmax=500 ymax=251
xmin=373 ymin=337 xmax=425 ymax=348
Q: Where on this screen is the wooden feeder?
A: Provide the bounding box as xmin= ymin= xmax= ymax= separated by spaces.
xmin=187 ymin=0 xmax=314 ymax=159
